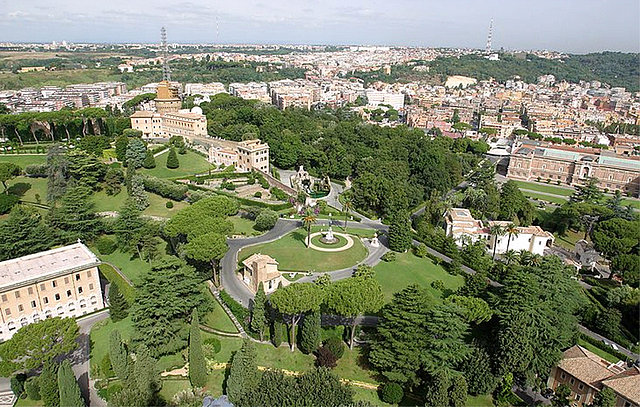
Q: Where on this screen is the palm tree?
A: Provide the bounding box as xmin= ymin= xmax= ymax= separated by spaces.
xmin=503 ymin=250 xmax=518 ymax=265
xmin=342 ymin=198 xmax=353 ymax=233
xmin=505 ymin=223 xmax=519 ymax=254
xmin=529 ymin=254 xmax=543 ymax=267
xmin=518 ymin=250 xmax=532 ymax=266
xmin=489 ymin=224 xmax=505 ymax=260
xmin=302 ymin=210 xmax=317 ymax=248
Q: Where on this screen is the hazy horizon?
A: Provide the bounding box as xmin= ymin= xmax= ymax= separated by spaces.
xmin=2 ymin=0 xmax=639 ymax=53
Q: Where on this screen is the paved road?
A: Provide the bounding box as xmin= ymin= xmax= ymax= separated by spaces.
xmin=71 ymin=309 xmax=110 ymax=407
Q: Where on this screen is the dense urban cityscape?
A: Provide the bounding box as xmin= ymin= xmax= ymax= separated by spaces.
xmin=0 ymin=2 xmax=638 ymax=407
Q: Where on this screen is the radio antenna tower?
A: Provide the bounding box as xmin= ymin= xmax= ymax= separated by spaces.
xmin=161 ymin=26 xmax=171 ymax=81
xmin=485 ymin=19 xmax=493 ymax=53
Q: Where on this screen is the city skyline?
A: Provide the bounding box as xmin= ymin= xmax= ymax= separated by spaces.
xmin=2 ymin=0 xmax=639 ymax=53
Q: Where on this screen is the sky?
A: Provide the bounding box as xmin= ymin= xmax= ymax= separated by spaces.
xmin=1 ymin=0 xmax=639 ymax=53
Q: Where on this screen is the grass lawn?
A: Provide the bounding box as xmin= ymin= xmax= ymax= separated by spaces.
xmin=0 ymin=69 xmax=123 ymax=89
xmin=159 ymin=379 xmax=191 ymax=404
xmin=6 ymin=176 xmax=48 ymax=204
xmin=0 ymin=154 xmax=47 ymax=167
xmin=239 ymin=228 xmax=368 ymax=272
xmin=92 ymin=189 xmax=188 ymax=218
xmin=352 ymin=388 xmax=389 ymax=406
xmin=158 ymin=352 xmax=186 ymax=373
xmin=466 ymin=394 xmax=494 ymax=407
xmin=522 ymin=190 xmax=568 ymax=205
xmin=202 ymin=295 xmax=239 ymax=333
xmin=140 ymin=150 xmax=214 ymax=179
xmin=373 ymin=252 xmax=464 ymax=303
xmin=229 ymin=215 xmax=261 ymax=236
xmin=620 ymin=197 xmax=640 ymax=210
xmin=95 ymin=245 xmax=165 ymax=284
xmin=554 ymin=229 xmax=586 ymax=251
xmin=334 ymin=346 xmax=381 ymax=384
xmin=513 ymin=180 xmax=574 ymax=196
xmin=15 ymin=397 xmax=44 ymax=407
xmin=98 ymin=263 xmax=135 ymax=303
xmin=578 ymin=339 xmax=620 ymax=363
xmin=90 ymin=316 xmax=134 ymax=376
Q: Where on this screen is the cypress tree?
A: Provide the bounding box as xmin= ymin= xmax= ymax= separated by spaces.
xmin=142 ymin=149 xmax=156 ymax=169
xmin=108 ymin=283 xmax=129 ymax=321
xmin=250 ymin=283 xmax=267 ymax=341
xmin=109 ymin=330 xmax=129 ymax=381
xmin=57 ymin=360 xmax=84 ymax=407
xmin=189 ymin=309 xmax=207 ymax=387
xmin=227 ymin=340 xmax=260 ymax=405
xmin=424 ymin=371 xmax=449 ymax=407
xmin=166 ymin=147 xmax=179 ymax=169
xmin=40 ymin=360 xmax=59 ymax=407
xmin=449 ymin=374 xmax=468 ymax=407
xmin=299 ymin=310 xmax=321 ymax=354
xmin=271 ymin=319 xmax=283 ymax=348
xmin=388 ymin=212 xmax=412 ymax=252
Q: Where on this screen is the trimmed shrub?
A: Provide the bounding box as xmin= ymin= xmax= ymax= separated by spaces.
xmin=315 ymin=346 xmax=338 ymax=368
xmin=272 ymin=320 xmax=284 ymax=347
xmin=0 ymin=194 xmax=19 ymax=215
xmin=219 ymin=289 xmax=249 ymax=328
xmin=431 ymin=280 xmax=445 ymax=291
xmin=24 ymin=164 xmax=48 ymax=178
xmin=381 ymin=252 xmax=396 ymax=262
xmin=380 ymin=382 xmax=404 ymax=404
xmin=269 ymin=187 xmax=287 ymax=201
xmin=95 ymin=236 xmax=117 ymax=255
xmin=414 ymin=243 xmax=428 ymax=258
xmin=10 ymin=374 xmax=26 ymax=397
xmin=143 ymin=150 xmax=156 ymax=169
xmin=254 ymin=210 xmax=278 ymax=231
xmin=253 ymin=191 xmax=262 ymax=198
xmin=166 ymin=147 xmax=179 ymax=169
xmin=141 ymin=175 xmax=188 ymax=200
xmin=323 ymin=337 xmax=345 ymax=360
xmin=166 ymin=201 xmax=174 ymax=209
xmin=24 ymin=377 xmax=40 ymax=401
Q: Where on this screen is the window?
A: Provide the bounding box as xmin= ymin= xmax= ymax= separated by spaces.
xmin=78 ymin=287 xmax=83 ymax=294
xmin=1 ymin=294 xmax=6 ymax=302
xmin=87 ymin=270 xmax=92 ymax=278
xmin=14 ymin=291 xmax=20 ymax=299
xmin=28 ymin=287 xmax=33 ymax=295
xmin=89 ymin=284 xmax=94 ymax=290
xmin=54 ymin=294 xmax=60 ymax=301
xmin=64 ymin=277 xmax=69 ymax=284
xmin=5 ymin=308 xmax=10 ymax=316
xmin=18 ymin=304 xmax=23 ymax=312
xmin=43 ymin=297 xmax=49 ymax=304
xmin=75 ymin=274 xmax=81 ymax=281
xmin=561 ymin=372 xmax=566 ymax=379
xmin=40 ymin=283 xmax=46 ymax=291
xmin=570 ymin=378 xmax=575 ymax=385
xmin=52 ymin=280 xmax=57 ymax=288
xmin=575 ymin=395 xmax=581 ymax=401
xmin=31 ymin=300 xmax=36 ymax=308
xmin=66 ymin=290 xmax=72 ymax=297
xmin=578 ymin=384 xmax=584 ymax=390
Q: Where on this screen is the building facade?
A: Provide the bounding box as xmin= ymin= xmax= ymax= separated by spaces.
xmin=207 ymin=138 xmax=270 ymax=173
xmin=130 ymin=108 xmax=207 ymax=140
xmin=0 ymin=243 xmax=105 ymax=341
xmin=444 ymin=208 xmax=554 ymax=256
xmin=154 ymin=81 xmax=182 ymax=114
xmin=241 ymin=253 xmax=283 ymax=294
xmin=547 ymin=345 xmax=639 ymax=407
xmin=507 ymin=145 xmax=640 ymax=197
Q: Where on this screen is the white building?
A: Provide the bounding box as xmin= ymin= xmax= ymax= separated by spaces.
xmin=365 ymin=89 xmax=405 ymax=110
xmin=444 ymin=208 xmax=554 ymax=256
xmin=0 ymin=243 xmax=105 ymax=341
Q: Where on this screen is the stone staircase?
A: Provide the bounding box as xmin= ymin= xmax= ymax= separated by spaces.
xmin=206 ymin=281 xmax=247 ymax=338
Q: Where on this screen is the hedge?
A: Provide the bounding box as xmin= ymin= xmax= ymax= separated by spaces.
xmin=98 ymin=264 xmax=135 ymax=304
xmin=141 ymin=175 xmax=188 ymax=201
xmin=24 ymin=164 xmax=48 ymax=178
xmin=185 ymin=184 xmax=292 ymax=211
xmin=219 ymin=289 xmax=249 ymax=329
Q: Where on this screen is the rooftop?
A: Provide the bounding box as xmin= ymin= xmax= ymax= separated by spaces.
xmin=0 ymin=242 xmax=99 ymax=291
xmin=557 ymin=345 xmax=622 ymax=388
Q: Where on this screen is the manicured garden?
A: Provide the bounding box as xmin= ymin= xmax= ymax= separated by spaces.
xmin=373 ymin=251 xmax=464 ymax=303
xmin=7 ymin=176 xmax=48 ymax=205
xmin=228 ymin=215 xmax=260 ymax=236
xmin=238 ymin=227 xmax=368 ymax=272
xmin=202 ymin=296 xmax=239 ymax=333
xmin=140 ymin=150 xmax=214 ymax=179
xmin=95 ymin=247 xmax=156 ymax=284
xmin=92 ymin=189 xmax=188 ymax=218
xmin=512 ymin=180 xmax=574 ymax=196
xmin=0 ymin=154 xmax=47 ymax=167
xmin=577 ymin=338 xmax=620 ymax=364
xmin=521 ymin=190 xmax=569 ymax=205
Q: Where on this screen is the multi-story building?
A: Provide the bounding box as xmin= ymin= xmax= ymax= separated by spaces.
xmin=240 ymin=253 xmax=283 ymax=294
xmin=444 ymin=208 xmax=554 ymax=256
xmin=547 ymin=345 xmax=639 ymax=407
xmin=130 ymin=107 xmax=207 ymax=140
xmin=207 ymin=138 xmax=270 ymax=173
xmin=365 ymin=89 xmax=405 ymax=110
xmin=507 ymin=145 xmax=640 ymax=197
xmin=154 ymin=81 xmax=182 ymax=114
xmin=0 ymin=243 xmax=105 ymax=341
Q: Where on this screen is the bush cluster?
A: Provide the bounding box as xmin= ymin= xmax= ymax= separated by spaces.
xmin=24 ymin=164 xmax=48 ymax=178
xmin=95 ymin=235 xmax=117 ymax=255
xmin=142 ymin=175 xmax=188 ymax=201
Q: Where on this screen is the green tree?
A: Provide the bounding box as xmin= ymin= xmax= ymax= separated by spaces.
xmin=115 ymin=135 xmax=129 ymax=163
xmin=104 ymin=167 xmax=124 ymax=195
xmin=380 ymin=382 xmax=404 ymax=404
xmin=326 ymin=277 xmax=384 ymax=349
xmin=108 ymin=283 xmax=130 ymax=321
xmin=388 ymin=212 xmax=412 ymax=252
xmin=302 ymin=209 xmax=317 ymax=248
xmin=270 ymin=283 xmax=324 ymax=352
xmin=0 ymin=162 xmax=20 ymax=193
xmin=444 ymin=295 xmax=492 ymax=324
xmin=504 ymin=223 xmax=519 ymax=254
xmin=272 ymin=319 xmax=284 ymax=347
xmin=461 ymin=346 xmax=497 ymax=395
xmin=227 ymin=340 xmax=260 ymax=405
xmin=142 ymin=149 xmax=156 ymax=169
xmin=552 ymin=384 xmax=571 ymax=407
xmin=46 ymin=144 xmax=69 ymax=202
xmin=489 ymin=224 xmax=505 ymax=260
xmin=300 ymin=310 xmax=321 ymax=354
xmin=48 ymin=185 xmax=100 ymax=241
xmin=0 ymin=318 xmax=79 ymax=376
xmin=57 ymin=360 xmax=84 ymax=407
xmin=591 ymin=387 xmax=616 ymax=407
xmin=250 ymin=283 xmax=268 ymax=341
xmin=0 ymin=205 xmax=53 ymax=261
xmin=113 ymin=198 xmax=146 ymax=251
xmin=182 ymin=232 xmax=228 ymax=285
xmin=125 ymin=137 xmax=147 ymax=169
xmin=424 ymin=371 xmax=449 ymax=407
xmin=129 ymin=175 xmax=148 ymax=211
xmin=422 ymin=304 xmax=471 ymax=373
xmin=189 ymin=309 xmax=207 ymax=387
xmin=570 ymin=177 xmax=603 ymax=203
xmin=166 ymin=147 xmax=179 ymax=169
xmin=109 ymin=330 xmax=129 ymax=381
xmin=369 ymin=285 xmax=435 ymax=387
xmin=591 ymin=218 xmax=640 ymax=263
xmin=449 ymin=374 xmax=468 ymax=407
xmin=40 ymin=361 xmax=60 ymax=407
xmin=131 ymin=345 xmax=160 ymax=404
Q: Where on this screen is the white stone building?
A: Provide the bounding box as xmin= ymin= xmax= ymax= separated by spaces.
xmin=444 ymin=208 xmax=554 ymax=256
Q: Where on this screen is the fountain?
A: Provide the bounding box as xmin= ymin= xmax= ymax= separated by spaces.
xmin=319 ymin=214 xmax=339 ymax=245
